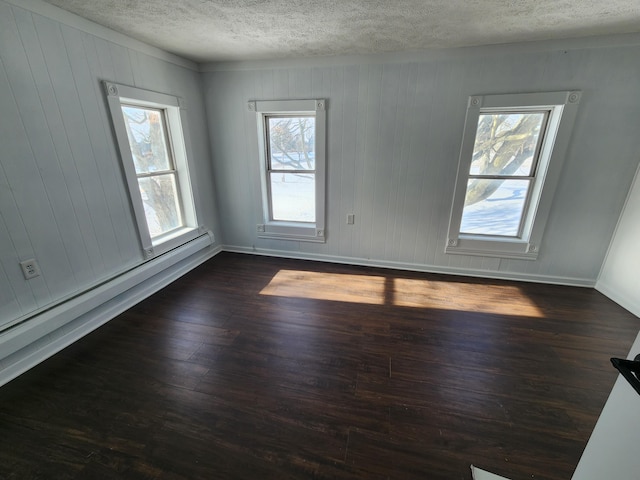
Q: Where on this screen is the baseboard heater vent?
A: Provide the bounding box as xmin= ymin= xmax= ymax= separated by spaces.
xmin=0 ymin=231 xmax=217 ymax=387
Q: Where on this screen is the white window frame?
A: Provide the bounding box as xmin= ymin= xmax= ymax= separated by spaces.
xmin=250 ymin=99 xmax=326 ymax=243
xmin=105 ymin=82 xmax=202 ymax=259
xmin=446 ymin=91 xmax=581 ymax=260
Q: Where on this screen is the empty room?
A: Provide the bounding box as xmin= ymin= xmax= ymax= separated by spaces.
xmin=1 ymin=1 xmax=640 ymax=479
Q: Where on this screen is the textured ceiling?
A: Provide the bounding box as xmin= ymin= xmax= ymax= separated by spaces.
xmin=43 ymin=0 xmax=640 ymax=63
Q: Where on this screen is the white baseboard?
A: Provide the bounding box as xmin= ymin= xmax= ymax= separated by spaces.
xmin=222 ymin=245 xmax=595 ymax=287
xmin=0 ymin=236 xmax=221 ymax=387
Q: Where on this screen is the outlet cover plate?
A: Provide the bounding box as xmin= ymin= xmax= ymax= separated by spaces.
xmin=20 ymin=259 xmax=41 ymax=280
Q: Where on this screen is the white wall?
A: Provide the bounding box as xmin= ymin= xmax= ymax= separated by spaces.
xmin=596 ymin=163 xmax=640 ymax=317
xmin=202 ymin=40 xmax=640 ymax=286
xmin=0 ymin=0 xmax=221 ymax=329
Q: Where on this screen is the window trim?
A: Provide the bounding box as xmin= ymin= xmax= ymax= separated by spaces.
xmin=446 ymin=91 xmax=581 ymax=260
xmin=105 ymin=82 xmax=202 ymax=259
xmin=250 ymin=99 xmax=326 ymax=243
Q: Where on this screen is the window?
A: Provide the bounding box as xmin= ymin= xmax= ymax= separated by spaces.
xmin=250 ymin=99 xmax=326 ymax=242
xmin=446 ymin=91 xmax=581 ymax=259
xmin=266 ymin=115 xmax=316 ymax=222
xmin=105 ymin=82 xmax=201 ymax=258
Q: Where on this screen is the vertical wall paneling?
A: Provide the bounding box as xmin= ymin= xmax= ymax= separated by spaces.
xmin=351 ymin=64 xmax=370 ymax=260
xmin=0 ymin=7 xmax=59 ymax=309
xmin=205 ymin=42 xmax=640 ymax=285
xmin=391 ymin=63 xmax=417 ymax=263
xmin=414 ymin=61 xmax=444 ymax=266
xmin=242 ymin=71 xmax=262 ymax=244
xmin=82 ymin=34 xmax=139 ymax=266
xmin=127 ymin=49 xmax=143 ymax=88
xmin=362 ymin=64 xmax=383 ymax=260
xmin=339 ymin=66 xmax=359 ymax=258
xmin=436 ymin=60 xmax=472 ymax=271
xmin=302 ymin=66 xmax=331 ymax=255
xmin=215 ymin=69 xmax=257 ymax=246
xmin=329 ymin=66 xmax=345 ymax=253
xmin=32 ymin=14 xmax=113 ymax=274
xmin=372 ymin=64 xmax=399 ymax=260
xmin=0 ymin=266 xmax=20 ymax=323
xmin=61 ymin=25 xmax=127 ymax=273
xmin=92 ymin=35 xmax=117 ymax=81
xmin=0 ymin=141 xmax=37 ymax=318
xmin=207 ymin=72 xmax=229 ymax=244
xmin=109 ymin=43 xmax=135 ymax=87
xmin=0 ymin=1 xmax=218 ymax=329
xmin=385 ymin=62 xmax=409 ymax=262
xmin=14 ymin=10 xmax=105 ymax=289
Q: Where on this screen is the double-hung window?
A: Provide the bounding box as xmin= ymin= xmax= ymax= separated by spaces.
xmin=250 ymin=99 xmax=326 ymax=242
xmin=447 ymin=91 xmax=580 ymax=259
xmin=105 ymin=82 xmax=201 ymax=258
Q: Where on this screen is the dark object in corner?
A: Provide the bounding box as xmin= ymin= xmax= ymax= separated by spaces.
xmin=611 ymin=354 xmax=640 ymax=397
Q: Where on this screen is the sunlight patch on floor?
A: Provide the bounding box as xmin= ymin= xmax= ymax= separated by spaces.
xmin=261 ymin=270 xmax=544 ymax=317
xmin=393 ymin=277 xmax=543 ymax=317
xmin=260 ymin=270 xmax=387 ymax=305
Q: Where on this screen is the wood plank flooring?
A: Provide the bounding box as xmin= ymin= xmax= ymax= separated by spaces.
xmin=1 ymin=252 xmax=638 ymax=480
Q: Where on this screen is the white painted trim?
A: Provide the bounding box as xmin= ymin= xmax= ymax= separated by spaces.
xmin=200 ymin=32 xmax=640 ymax=72
xmin=446 ymin=91 xmax=580 ymax=260
xmin=252 ymin=98 xmax=327 ymax=243
xmin=104 ymin=81 xmax=202 ymax=258
xmin=0 ymin=236 xmax=220 ymax=387
xmin=256 ymin=229 xmax=326 ymax=243
xmin=4 ymin=0 xmax=197 ymax=71
xmin=222 ymin=245 xmax=595 ymax=287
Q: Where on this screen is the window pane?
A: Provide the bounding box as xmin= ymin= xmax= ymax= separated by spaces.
xmin=121 ymin=105 xmax=172 ymax=174
xmin=470 ymin=112 xmax=546 ymax=177
xmin=268 ymin=116 xmax=315 ymax=171
xmin=138 ymin=174 xmax=182 ymax=237
xmin=460 ymin=179 xmax=530 ymax=237
xmin=270 ymin=173 xmax=315 ymax=222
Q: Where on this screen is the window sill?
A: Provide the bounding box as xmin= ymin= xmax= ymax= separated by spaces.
xmin=257 ymin=223 xmax=325 ymax=243
xmin=147 ymin=227 xmax=203 ymax=258
xmin=445 ymin=235 xmax=539 ymax=260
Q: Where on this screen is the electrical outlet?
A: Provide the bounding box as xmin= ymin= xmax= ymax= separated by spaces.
xmin=20 ymin=259 xmax=41 ymax=280
xmin=347 ymin=214 xmax=355 ymax=225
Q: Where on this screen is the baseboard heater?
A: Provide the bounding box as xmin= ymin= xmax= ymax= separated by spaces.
xmin=0 ymin=231 xmax=216 ymax=387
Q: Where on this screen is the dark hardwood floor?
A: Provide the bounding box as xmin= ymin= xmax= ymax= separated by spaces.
xmin=1 ymin=252 xmax=638 ymax=480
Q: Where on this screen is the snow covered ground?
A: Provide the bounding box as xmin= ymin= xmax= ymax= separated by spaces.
xmin=460 ymin=180 xmax=528 ymax=237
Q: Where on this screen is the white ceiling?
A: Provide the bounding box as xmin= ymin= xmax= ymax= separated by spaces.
xmin=42 ymin=0 xmax=640 ymax=63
